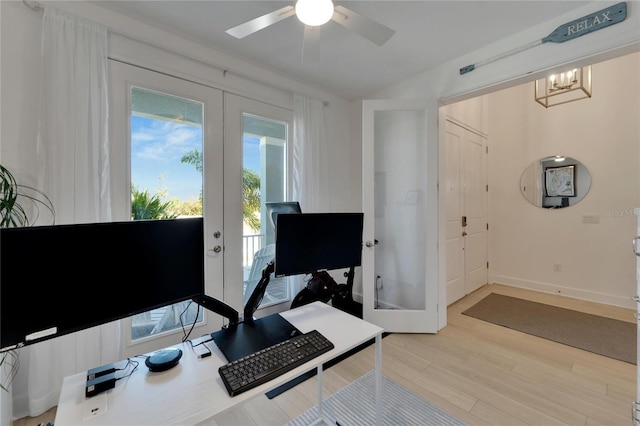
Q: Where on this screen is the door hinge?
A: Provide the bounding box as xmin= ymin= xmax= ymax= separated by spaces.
xmin=487 ymin=261 xmax=489 ymax=269
xmin=486 ymin=223 xmax=489 ymax=230
xmin=486 ymin=184 xmax=488 ymax=192
xmin=486 ymin=146 xmax=488 ymax=154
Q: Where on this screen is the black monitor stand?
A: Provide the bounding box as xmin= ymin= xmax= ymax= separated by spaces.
xmin=210 ymin=314 xmax=301 ymax=362
xmin=208 ymin=261 xmax=301 ymax=362
xmin=331 ymin=266 xmax=363 ymax=318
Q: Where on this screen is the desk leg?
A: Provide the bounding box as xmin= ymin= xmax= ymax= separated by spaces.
xmin=317 ymin=364 xmax=324 ymax=421
xmin=375 ymin=333 xmax=382 ymax=425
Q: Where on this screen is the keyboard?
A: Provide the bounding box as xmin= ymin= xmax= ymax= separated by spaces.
xmin=218 ymin=329 xmax=334 ymax=396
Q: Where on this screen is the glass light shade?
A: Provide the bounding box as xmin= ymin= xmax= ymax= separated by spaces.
xmin=295 ymin=0 xmax=334 ymax=26
xmin=534 ymin=66 xmax=592 ymax=108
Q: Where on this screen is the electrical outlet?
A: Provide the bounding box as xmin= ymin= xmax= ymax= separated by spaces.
xmin=582 ymin=214 xmax=600 ymax=224
xmin=553 ymin=263 xmax=562 ymax=272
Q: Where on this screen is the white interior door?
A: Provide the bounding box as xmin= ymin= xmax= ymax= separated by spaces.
xmin=445 ymin=119 xmax=488 ymax=305
xmin=445 ymin=122 xmax=465 ymax=304
xmin=362 ymin=100 xmax=438 ymax=333
xmin=463 ymin=126 xmax=488 ymax=294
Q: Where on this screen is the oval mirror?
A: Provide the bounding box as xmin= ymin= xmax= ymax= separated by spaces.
xmin=520 ymin=156 xmax=591 ymax=209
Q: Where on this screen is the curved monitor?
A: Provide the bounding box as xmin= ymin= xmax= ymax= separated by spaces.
xmin=274 ymin=212 xmax=363 ymax=277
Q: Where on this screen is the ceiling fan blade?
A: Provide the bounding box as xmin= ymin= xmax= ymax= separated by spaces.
xmin=226 ymin=5 xmax=296 ymax=39
xmin=302 ymin=25 xmax=320 ymax=63
xmin=331 ymin=5 xmax=395 ymax=46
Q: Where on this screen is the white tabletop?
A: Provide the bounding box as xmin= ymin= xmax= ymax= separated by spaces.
xmin=54 ymin=302 xmax=383 ymax=425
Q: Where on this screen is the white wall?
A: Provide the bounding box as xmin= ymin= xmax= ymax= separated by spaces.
xmin=488 ymin=52 xmax=640 ymax=308
xmin=370 ymin=1 xmax=640 ymax=327
xmin=0 ymin=1 xmax=356 ymax=420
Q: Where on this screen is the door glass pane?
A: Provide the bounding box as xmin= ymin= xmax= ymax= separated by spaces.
xmin=373 ymin=110 xmax=426 ymax=311
xmin=129 ymin=87 xmax=205 ymax=340
xmin=242 ymin=113 xmax=289 ymax=307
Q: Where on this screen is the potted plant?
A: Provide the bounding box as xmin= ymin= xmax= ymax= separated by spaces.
xmin=1 ymin=164 xmax=54 ymax=228
xmin=0 ymin=164 xmax=54 ymax=391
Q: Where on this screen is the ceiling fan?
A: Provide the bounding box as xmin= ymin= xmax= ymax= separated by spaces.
xmin=225 ymin=0 xmax=395 ymax=61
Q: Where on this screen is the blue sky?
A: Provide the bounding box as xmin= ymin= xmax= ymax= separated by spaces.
xmin=131 ymin=115 xmax=260 ymax=201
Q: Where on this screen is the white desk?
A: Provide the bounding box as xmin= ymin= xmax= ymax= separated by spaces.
xmin=54 ymin=302 xmax=384 ymax=425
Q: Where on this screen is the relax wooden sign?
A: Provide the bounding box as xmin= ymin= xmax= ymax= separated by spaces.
xmin=543 ymin=2 xmax=628 ymax=43
xmin=460 ymin=2 xmax=628 ymax=75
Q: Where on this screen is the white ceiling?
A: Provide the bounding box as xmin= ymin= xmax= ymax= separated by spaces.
xmin=93 ymin=1 xmax=592 ymax=100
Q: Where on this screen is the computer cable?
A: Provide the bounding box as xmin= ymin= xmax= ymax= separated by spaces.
xmin=180 ymin=301 xmax=201 ymax=342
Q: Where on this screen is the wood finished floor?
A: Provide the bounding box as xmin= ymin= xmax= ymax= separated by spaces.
xmin=14 ymin=284 xmax=636 ymax=426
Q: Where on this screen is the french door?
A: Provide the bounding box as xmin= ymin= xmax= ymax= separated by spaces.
xmin=362 ymin=100 xmax=438 ymax=332
xmin=223 ymin=93 xmax=294 ymax=316
xmin=109 ymin=60 xmax=224 ymax=356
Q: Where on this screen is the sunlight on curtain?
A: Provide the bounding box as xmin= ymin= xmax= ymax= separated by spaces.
xmin=293 ymin=93 xmax=328 ymax=212
xmin=23 ymin=7 xmax=121 ymax=417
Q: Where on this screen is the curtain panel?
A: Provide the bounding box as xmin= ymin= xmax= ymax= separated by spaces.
xmin=21 ymin=7 xmax=121 ymax=417
xmin=293 ymin=93 xmax=328 ymax=213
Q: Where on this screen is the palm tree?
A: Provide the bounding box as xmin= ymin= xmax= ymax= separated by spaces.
xmin=242 ymin=169 xmax=261 ymax=231
xmin=181 ymin=149 xmax=261 ymax=231
xmin=131 ymin=185 xmax=178 ymax=220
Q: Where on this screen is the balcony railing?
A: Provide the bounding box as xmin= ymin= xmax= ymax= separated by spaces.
xmin=243 ymin=233 xmax=265 ymax=270
xmin=242 ymin=233 xmax=288 ymax=304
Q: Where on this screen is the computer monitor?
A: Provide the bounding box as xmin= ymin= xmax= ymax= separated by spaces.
xmin=265 ymin=201 xmax=302 ymax=231
xmin=0 ymin=217 xmax=207 ymax=351
xmin=212 ymin=212 xmax=365 ymax=362
xmin=274 ymin=212 xmax=364 ymax=277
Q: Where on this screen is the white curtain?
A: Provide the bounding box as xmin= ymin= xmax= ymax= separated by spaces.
xmin=23 ymin=7 xmax=120 ymax=417
xmin=292 ymin=93 xmax=329 ymax=213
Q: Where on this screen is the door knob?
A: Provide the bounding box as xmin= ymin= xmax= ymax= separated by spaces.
xmin=211 ymin=245 xmax=222 ymax=253
xmin=365 ymin=239 xmax=379 ymax=248
xmin=462 ymin=231 xmax=468 ymax=237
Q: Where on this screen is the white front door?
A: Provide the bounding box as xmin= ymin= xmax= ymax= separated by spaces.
xmin=362 ymin=100 xmax=438 ymax=333
xmin=445 ymin=119 xmax=488 ymax=305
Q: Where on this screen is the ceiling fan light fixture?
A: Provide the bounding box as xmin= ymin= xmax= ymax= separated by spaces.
xmin=295 ymin=0 xmax=334 ymax=26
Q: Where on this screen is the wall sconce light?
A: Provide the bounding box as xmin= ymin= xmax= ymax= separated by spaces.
xmin=534 ymin=66 xmax=592 ymax=108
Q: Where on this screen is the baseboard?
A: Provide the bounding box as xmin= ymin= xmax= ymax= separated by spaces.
xmin=490 ymin=276 xmax=635 ymax=309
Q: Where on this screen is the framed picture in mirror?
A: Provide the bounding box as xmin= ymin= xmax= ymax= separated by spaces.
xmin=545 ymin=165 xmax=575 ymax=197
